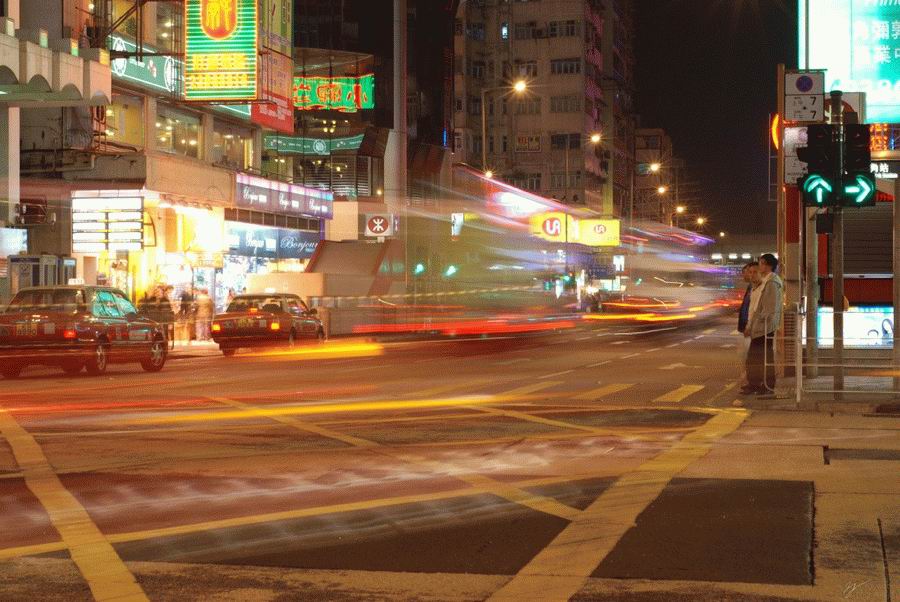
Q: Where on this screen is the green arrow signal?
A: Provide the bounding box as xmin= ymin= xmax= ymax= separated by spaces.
xmin=844 ymin=174 xmax=874 ymax=205
xmin=803 ymin=175 xmax=833 ymax=205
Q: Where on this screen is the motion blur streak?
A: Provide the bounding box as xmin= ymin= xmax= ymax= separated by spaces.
xmin=352 ymin=318 xmax=577 ymax=335
xmin=130 ymin=392 xmax=556 ymax=425
xmin=239 ymin=341 xmax=384 ymax=360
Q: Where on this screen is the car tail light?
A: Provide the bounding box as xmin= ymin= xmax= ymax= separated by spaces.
xmin=270 ymin=322 xmax=280 ymax=331
xmin=211 ymin=323 xmax=222 ymax=332
xmin=63 ymin=329 xmax=77 ymax=339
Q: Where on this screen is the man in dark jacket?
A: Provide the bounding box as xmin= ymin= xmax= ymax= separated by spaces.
xmin=737 ymin=262 xmax=758 ymax=333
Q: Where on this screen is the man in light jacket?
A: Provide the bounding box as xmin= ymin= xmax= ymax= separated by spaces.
xmin=743 ymin=253 xmax=783 ymax=394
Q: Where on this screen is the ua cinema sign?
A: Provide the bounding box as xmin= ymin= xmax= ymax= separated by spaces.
xmin=530 ymin=213 xmax=621 ymax=247
xmin=184 ymin=0 xmax=258 ymax=101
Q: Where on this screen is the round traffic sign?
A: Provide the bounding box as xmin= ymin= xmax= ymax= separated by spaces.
xmin=795 ymin=75 xmax=814 ymax=93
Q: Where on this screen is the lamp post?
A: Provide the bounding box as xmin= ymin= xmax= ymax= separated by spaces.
xmin=562 ymin=132 xmax=602 ymax=277
xmin=481 ymin=80 xmax=527 ymax=173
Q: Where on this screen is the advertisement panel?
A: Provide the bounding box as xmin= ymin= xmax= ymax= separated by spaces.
xmin=71 ymin=191 xmax=144 ymax=253
xmin=264 ymin=134 xmax=365 ymax=154
xmin=529 ymin=212 xmax=580 ymax=243
xmin=260 ymin=0 xmax=292 ymax=57
xmin=800 ymin=1 xmax=900 ymax=122
xmin=236 ymin=173 xmax=333 ymax=219
xmin=293 ymin=74 xmax=375 ymax=112
xmin=226 ymin=222 xmax=319 ymax=259
xmin=184 ymin=0 xmax=258 ymax=101
xmin=815 ymin=306 xmax=894 ymax=348
xmin=252 ymin=51 xmax=294 ymax=133
xmin=578 ymin=219 xmax=620 ymax=247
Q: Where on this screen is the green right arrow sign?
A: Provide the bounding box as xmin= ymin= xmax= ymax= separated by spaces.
xmin=842 ymin=172 xmax=876 ymax=207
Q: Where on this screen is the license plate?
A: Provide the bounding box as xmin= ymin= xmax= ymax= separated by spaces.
xmin=238 ymin=318 xmax=253 ymax=328
xmin=14 ymin=322 xmax=38 ymax=337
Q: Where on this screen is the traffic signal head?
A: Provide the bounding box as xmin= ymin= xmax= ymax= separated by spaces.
xmin=843 ymin=124 xmax=871 ymax=172
xmin=796 ymin=124 xmax=833 ymax=175
xmin=842 ymin=172 xmax=876 ymax=207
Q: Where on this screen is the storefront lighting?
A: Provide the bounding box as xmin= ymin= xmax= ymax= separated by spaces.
xmin=106 ymin=108 xmax=113 ymax=116
xmin=376 ymin=189 xmax=383 ymax=196
xmin=189 ymin=140 xmax=198 ymax=146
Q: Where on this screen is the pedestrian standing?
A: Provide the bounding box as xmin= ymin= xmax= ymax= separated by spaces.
xmin=743 ymin=254 xmax=784 ymax=395
xmin=179 ymin=286 xmax=196 ymax=343
xmin=195 ymin=288 xmax=214 ymax=341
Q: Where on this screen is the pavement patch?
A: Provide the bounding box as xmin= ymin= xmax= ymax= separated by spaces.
xmin=113 ymin=493 xmax=570 ymax=575
xmin=537 ymin=409 xmax=710 ymax=430
xmin=593 ymin=478 xmax=814 ymax=585
xmin=524 ymin=477 xmax=616 ymax=511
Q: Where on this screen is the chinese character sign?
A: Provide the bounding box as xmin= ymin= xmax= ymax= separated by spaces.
xmin=185 ymin=0 xmax=258 ymax=101
xmin=292 ymin=75 xmax=375 ymax=112
xmin=802 ymin=1 xmax=900 ymax=122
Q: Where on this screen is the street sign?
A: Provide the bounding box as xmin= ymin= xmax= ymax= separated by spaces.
xmin=365 ymin=214 xmax=394 ymax=237
xmin=784 ymin=71 xmax=825 ymax=123
xmin=784 ymin=126 xmax=808 ymax=183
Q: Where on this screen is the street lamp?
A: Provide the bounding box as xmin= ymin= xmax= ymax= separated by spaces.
xmin=719 ymin=231 xmax=726 ymax=238
xmin=671 ymin=205 xmax=686 ymax=228
xmin=675 ymin=205 xmax=685 ymax=214
xmin=697 ymin=217 xmax=707 ymax=227
xmin=657 ymin=185 xmax=668 ymax=195
xmin=481 ymin=80 xmax=527 ymax=172
xmin=650 ymin=162 xmax=661 ymax=173
xmin=589 ymin=133 xmax=601 ymax=144
xmin=484 ymin=170 xmax=493 ymax=179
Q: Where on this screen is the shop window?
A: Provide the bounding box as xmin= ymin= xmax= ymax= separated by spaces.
xmin=155 ymin=2 xmax=179 ymax=53
xmin=105 ymin=93 xmax=144 ymax=149
xmin=156 ymin=104 xmax=201 ymax=159
xmin=212 ymin=121 xmax=253 ymax=170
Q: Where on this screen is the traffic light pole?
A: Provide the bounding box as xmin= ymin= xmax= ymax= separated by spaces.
xmin=831 ymin=90 xmax=845 ymax=398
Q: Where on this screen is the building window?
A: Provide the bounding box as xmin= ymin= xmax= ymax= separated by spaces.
xmin=468 ymin=96 xmax=482 ymax=116
xmin=515 ymin=98 xmax=541 ymax=115
xmin=468 ymin=60 xmax=486 ymax=79
xmin=155 ymin=2 xmax=179 ymax=53
xmin=212 ymin=121 xmax=253 ymax=170
xmin=105 ymin=93 xmax=144 ymax=148
xmin=550 ymin=95 xmax=580 ymax=113
xmin=515 ymin=134 xmax=541 ymax=152
xmin=511 ymin=173 xmax=541 ymax=191
xmin=472 ymin=135 xmax=483 ymax=155
xmin=488 ymin=135 xmax=495 ymax=153
xmin=550 ymin=58 xmax=581 ymax=75
xmin=500 ymin=22 xmax=509 ymax=40
xmin=514 ymin=22 xmax=536 ymax=40
xmin=516 ymin=60 xmax=537 ymax=77
xmin=455 ymin=96 xmax=463 ymax=112
xmin=467 ymin=21 xmax=485 ymax=41
xmin=551 ymin=171 xmax=582 ymax=189
xmin=551 ymin=133 xmax=580 ymax=149
xmin=455 ymin=19 xmax=463 ymax=35
xmin=156 ymin=104 xmax=201 ymax=159
xmin=454 ymin=131 xmax=464 ymax=152
xmin=502 ymin=135 xmax=509 ymax=152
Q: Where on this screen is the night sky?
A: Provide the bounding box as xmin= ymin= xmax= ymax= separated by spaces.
xmin=634 ymin=0 xmax=797 ymax=235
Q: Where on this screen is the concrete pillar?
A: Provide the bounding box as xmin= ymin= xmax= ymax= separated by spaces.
xmin=0 ymin=108 xmax=21 ymax=225
xmin=144 ymin=96 xmax=157 ymax=152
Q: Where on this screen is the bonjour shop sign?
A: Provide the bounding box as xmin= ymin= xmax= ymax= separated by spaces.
xmin=226 ymin=223 xmax=319 ymax=259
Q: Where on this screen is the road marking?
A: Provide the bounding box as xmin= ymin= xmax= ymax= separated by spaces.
xmin=654 ymin=384 xmax=705 ymax=403
xmin=210 ymin=397 xmax=377 ymax=448
xmin=610 ymin=340 xmax=629 ymax=346
xmin=704 ymin=328 xmax=716 ymax=334
xmin=693 ymin=335 xmax=705 ymax=340
xmin=486 ymin=409 xmax=749 ymax=602
xmin=573 ymin=383 xmax=634 ymax=401
xmin=495 ymin=358 xmax=531 ymax=366
xmin=576 ymin=335 xmax=593 ymax=341
xmin=665 ymin=343 xmax=680 ymax=348
xmin=586 ymin=360 xmax=610 ymax=368
xmin=539 ymin=369 xmax=574 ymax=380
xmin=0 ymin=409 xmax=149 ymax=601
xmin=720 ymin=343 xmax=736 ymax=349
xmin=622 ymin=353 xmax=641 ymax=359
xmin=495 ymin=381 xmax=563 ymax=398
xmin=646 ymin=347 xmax=662 ymax=353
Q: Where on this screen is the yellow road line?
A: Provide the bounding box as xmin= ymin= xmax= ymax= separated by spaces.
xmin=0 ymin=410 xmax=149 ymax=602
xmin=492 ymin=381 xmax=563 ymax=399
xmin=654 ymin=384 xmax=705 ymax=404
xmin=573 ymin=383 xmax=634 ymax=401
xmin=487 ymin=408 xmax=749 ymax=602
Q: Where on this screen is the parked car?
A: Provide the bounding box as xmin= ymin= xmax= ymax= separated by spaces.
xmin=0 ymin=286 xmax=168 ymax=378
xmin=211 ymin=294 xmax=324 ymax=356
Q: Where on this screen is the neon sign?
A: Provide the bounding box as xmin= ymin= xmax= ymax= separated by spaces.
xmin=292 ymin=74 xmax=375 ymax=112
xmin=184 ymin=0 xmax=258 ymax=101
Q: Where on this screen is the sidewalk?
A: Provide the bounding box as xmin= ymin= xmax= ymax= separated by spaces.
xmin=168 ymin=340 xmax=221 ymax=359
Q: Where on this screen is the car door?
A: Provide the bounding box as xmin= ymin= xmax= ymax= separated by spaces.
xmin=92 ymin=290 xmax=129 ymax=360
xmin=112 ymin=290 xmax=153 ymax=357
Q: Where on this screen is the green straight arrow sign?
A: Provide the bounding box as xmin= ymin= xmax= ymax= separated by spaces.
xmin=802 ymin=174 xmax=834 ymax=206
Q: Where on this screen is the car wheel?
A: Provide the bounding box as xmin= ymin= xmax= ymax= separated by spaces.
xmin=221 ymin=347 xmax=236 ymax=357
xmin=1 ymin=364 xmax=23 ymax=379
xmin=140 ymin=338 xmax=167 ymax=372
xmin=85 ymin=344 xmax=109 ymax=376
xmin=61 ymin=362 xmax=83 ymax=375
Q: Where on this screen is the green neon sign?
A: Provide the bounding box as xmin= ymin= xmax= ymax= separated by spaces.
xmin=184 ymin=0 xmax=258 ymax=101
xmin=292 ymin=75 xmax=375 ymax=112
xmin=264 ymin=134 xmax=365 ymax=154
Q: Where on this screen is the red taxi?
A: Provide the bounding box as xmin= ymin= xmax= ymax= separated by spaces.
xmin=0 ymin=286 xmax=168 ymax=378
xmin=211 ymin=294 xmax=324 ymax=356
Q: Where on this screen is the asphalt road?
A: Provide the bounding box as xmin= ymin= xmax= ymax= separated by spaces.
xmin=0 ymin=314 xmax=897 ymax=601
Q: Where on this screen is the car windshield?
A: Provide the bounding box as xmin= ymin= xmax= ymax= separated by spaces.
xmin=6 ymin=289 xmax=85 ymax=313
xmin=226 ymin=297 xmax=283 ymax=313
